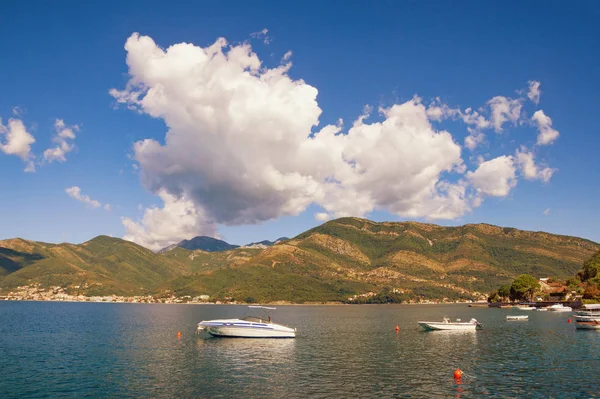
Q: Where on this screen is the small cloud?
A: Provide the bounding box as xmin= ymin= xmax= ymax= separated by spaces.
xmin=281 ymin=50 xmax=292 ymax=62
xmin=43 ymin=119 xmax=79 ymax=163
xmin=543 ymin=208 xmax=550 ymax=216
xmin=532 ymin=110 xmax=559 ymax=146
xmin=527 ymin=81 xmax=541 ymax=105
xmin=250 ymin=28 xmax=271 ymax=44
xmin=0 ymin=118 xmax=36 ymax=171
xmin=65 ymin=186 xmax=110 ymax=211
xmin=12 ymin=106 xmax=24 ymax=116
xmin=315 ymin=212 xmax=331 ymax=222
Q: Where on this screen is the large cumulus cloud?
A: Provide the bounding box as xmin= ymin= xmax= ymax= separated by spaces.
xmin=111 ymin=34 xmax=558 ymax=250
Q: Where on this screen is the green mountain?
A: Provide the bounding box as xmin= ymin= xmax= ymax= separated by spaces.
xmin=1 ymin=218 xmax=598 ymax=302
xmin=0 ymin=236 xmax=190 ymax=295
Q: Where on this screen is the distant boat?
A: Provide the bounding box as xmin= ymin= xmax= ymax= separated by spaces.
xmin=534 ymin=307 xmax=548 ymax=312
xmin=574 ymin=304 xmax=600 ymax=323
xmin=418 ymin=317 xmax=482 ymax=331
xmin=506 ymin=315 xmax=529 ymax=321
xmin=547 ymin=304 xmax=573 ymax=312
xmin=196 ymin=306 xmax=296 ymax=338
xmin=516 ymin=305 xmax=536 ymax=311
xmin=575 ymin=320 xmax=600 ymax=330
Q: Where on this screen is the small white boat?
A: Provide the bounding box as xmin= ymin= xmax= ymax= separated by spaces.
xmin=418 ymin=317 xmax=482 ymax=331
xmin=516 ymin=305 xmax=535 ymax=311
xmin=547 ymin=304 xmax=573 ymax=312
xmin=506 ymin=315 xmax=529 ymax=321
xmin=574 ymin=304 xmax=600 ymax=323
xmin=534 ymin=307 xmax=547 ymax=312
xmin=576 ymin=320 xmax=600 ymax=330
xmin=197 ymin=306 xmax=296 ymax=338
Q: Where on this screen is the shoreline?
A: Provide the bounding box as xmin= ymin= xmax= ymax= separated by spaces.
xmin=0 ymin=298 xmax=479 ymax=306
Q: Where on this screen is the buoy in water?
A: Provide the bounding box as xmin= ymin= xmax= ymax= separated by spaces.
xmin=453 ymin=369 xmax=463 ymax=380
xmin=568 ymin=318 xmax=572 ymax=323
xmin=177 ymin=331 xmax=182 ymax=338
xmin=395 ymin=325 xmax=399 ymax=332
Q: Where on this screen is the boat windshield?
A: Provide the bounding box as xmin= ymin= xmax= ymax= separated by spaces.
xmin=242 ymin=315 xmax=270 ymax=323
xmin=242 ymin=306 xmax=275 ymax=323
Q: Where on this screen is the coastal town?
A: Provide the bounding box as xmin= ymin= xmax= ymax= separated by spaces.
xmin=0 ymin=284 xmax=213 ymax=304
xmin=1 ymin=283 xmax=490 ymax=305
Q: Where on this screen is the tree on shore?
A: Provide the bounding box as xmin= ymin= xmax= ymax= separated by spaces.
xmin=498 ymin=284 xmax=511 ymax=301
xmin=510 ymin=274 xmax=540 ymax=301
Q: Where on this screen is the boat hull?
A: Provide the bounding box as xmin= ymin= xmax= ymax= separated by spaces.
xmin=576 ymin=321 xmax=600 ymax=330
xmin=418 ymin=322 xmax=479 ymax=331
xmin=507 ymin=315 xmax=528 ymax=320
xmin=198 ymin=319 xmax=296 ymax=338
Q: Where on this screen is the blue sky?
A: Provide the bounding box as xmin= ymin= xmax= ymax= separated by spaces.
xmin=1 ymin=1 xmax=599 ymax=249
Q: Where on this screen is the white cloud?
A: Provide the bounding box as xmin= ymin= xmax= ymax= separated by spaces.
xmin=110 ymin=34 xmax=560 ymax=247
xmin=527 ymin=81 xmax=541 ymax=104
xmin=314 ymin=212 xmax=331 ymax=222
xmin=0 ymin=118 xmax=36 ymax=172
xmin=43 ymin=119 xmax=78 ymax=163
xmin=282 ymin=51 xmax=292 ymax=62
xmin=250 ymin=28 xmax=271 ymax=44
xmin=122 ymin=190 xmax=217 ymax=251
xmin=543 ymin=208 xmax=550 ymax=216
xmin=65 ymin=186 xmax=110 ymax=210
xmin=12 ymin=106 xmax=24 ymax=116
xmin=464 ymin=129 xmax=485 ymax=151
xmin=532 ymin=110 xmax=559 ymax=146
xmin=487 ymin=96 xmax=523 ymax=132
xmin=514 ymin=148 xmax=555 ymax=183
xmin=467 ymin=155 xmax=516 ymax=197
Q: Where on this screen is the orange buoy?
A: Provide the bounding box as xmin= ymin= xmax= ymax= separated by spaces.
xmin=567 ymin=318 xmax=572 ymax=323
xmin=453 ymin=369 xmax=463 ymax=380
xmin=395 ymin=325 xmax=399 ymax=332
xmin=177 ymin=331 xmax=182 ymax=338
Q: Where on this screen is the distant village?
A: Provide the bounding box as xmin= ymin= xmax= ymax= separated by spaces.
xmin=0 ymin=284 xmax=219 ymax=304
xmin=0 ymin=276 xmax=582 ymax=305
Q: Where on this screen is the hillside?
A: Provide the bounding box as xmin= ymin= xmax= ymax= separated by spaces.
xmin=0 ymin=236 xmax=191 ymax=295
xmin=162 ymin=218 xmax=598 ymax=302
xmin=1 ymin=218 xmax=598 ymax=302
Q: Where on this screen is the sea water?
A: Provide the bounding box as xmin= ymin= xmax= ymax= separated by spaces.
xmin=0 ymin=302 xmax=598 ymax=398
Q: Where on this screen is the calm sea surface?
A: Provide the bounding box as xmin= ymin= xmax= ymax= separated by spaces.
xmin=0 ymin=302 xmax=598 ymax=398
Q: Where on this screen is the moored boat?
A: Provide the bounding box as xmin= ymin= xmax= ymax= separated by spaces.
xmin=516 ymin=305 xmax=535 ymax=311
xmin=418 ymin=317 xmax=482 ymax=331
xmin=574 ymin=304 xmax=600 ymax=323
xmin=547 ymin=303 xmax=572 ymax=312
xmin=576 ymin=320 xmax=600 ymax=330
xmin=197 ymin=306 xmax=296 ymax=338
xmin=506 ymin=315 xmax=529 ymax=321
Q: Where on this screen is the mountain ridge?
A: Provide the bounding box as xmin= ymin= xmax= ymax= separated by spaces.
xmin=1 ymin=218 xmax=598 ymax=302
xmin=157 ymin=236 xmax=290 ymax=253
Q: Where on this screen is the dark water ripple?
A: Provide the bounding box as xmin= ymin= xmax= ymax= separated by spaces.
xmin=1 ymin=302 xmax=599 ymax=398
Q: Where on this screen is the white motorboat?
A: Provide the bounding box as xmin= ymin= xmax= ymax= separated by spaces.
xmin=418 ymin=317 xmax=482 ymax=331
xmin=516 ymin=305 xmax=535 ymax=311
xmin=574 ymin=304 xmax=600 ymax=323
xmin=197 ymin=306 xmax=296 ymax=338
xmin=534 ymin=307 xmax=547 ymax=312
xmin=506 ymin=315 xmax=529 ymax=321
xmin=547 ymin=303 xmax=573 ymax=312
xmin=576 ymin=320 xmax=600 ymax=330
